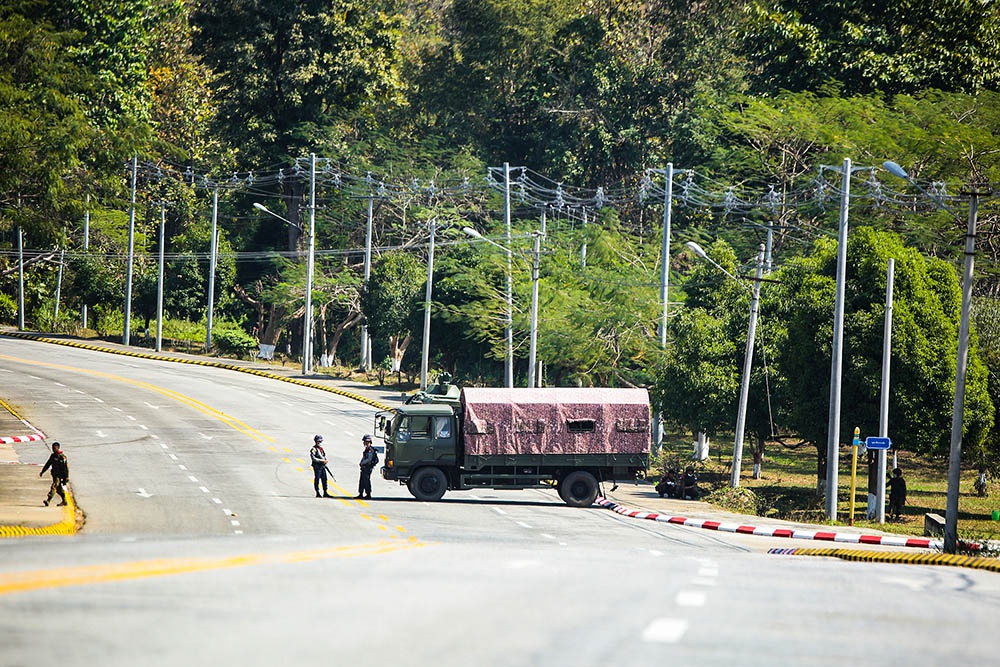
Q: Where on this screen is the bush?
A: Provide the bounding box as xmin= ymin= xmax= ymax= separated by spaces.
xmin=212 ymin=326 xmax=258 ymax=358
xmin=0 ymin=293 xmax=16 ymax=324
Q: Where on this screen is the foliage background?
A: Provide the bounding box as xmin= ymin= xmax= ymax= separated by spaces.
xmin=2 ymin=0 xmax=1000 ymax=484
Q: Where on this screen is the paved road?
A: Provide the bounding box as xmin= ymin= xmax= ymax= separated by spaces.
xmin=1 ymin=337 xmax=998 ymax=666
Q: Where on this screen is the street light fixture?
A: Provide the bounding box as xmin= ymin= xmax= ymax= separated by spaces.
xmin=464 ymin=227 xmax=544 ymax=387
xmin=686 ymin=241 xmax=766 ymax=488
xmin=884 ymin=159 xmax=986 ymax=554
xmin=420 ymin=219 xmax=438 ymax=390
xmin=253 ymin=202 xmax=302 ymax=230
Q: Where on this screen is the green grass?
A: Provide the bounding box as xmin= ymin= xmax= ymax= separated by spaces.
xmin=654 ymin=436 xmax=1000 ymax=548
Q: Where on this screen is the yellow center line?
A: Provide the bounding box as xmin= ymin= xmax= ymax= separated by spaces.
xmin=0 ymin=540 xmax=427 ymax=597
xmin=3 ymin=351 xmax=421 ymax=541
xmin=0 ymin=354 xmax=273 ymax=443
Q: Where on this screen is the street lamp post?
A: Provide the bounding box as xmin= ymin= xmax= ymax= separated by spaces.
xmin=884 ymin=160 xmax=986 ymax=554
xmin=464 ymin=227 xmax=543 ymax=388
xmin=253 ymin=183 xmax=315 ymax=377
xmin=686 ymin=241 xmax=766 ymax=488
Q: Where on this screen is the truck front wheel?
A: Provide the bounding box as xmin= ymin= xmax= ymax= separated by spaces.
xmin=408 ymin=467 xmax=448 ymax=501
xmin=559 ymin=471 xmax=598 ymax=507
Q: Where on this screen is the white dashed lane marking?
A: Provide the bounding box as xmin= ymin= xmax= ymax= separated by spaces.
xmin=642 ymin=618 xmax=689 ymax=643
xmin=675 ymin=590 xmax=707 ymax=607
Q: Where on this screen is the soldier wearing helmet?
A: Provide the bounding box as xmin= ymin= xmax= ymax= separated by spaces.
xmin=310 ymin=435 xmax=332 ymax=498
xmin=356 ymin=434 xmax=377 ymax=500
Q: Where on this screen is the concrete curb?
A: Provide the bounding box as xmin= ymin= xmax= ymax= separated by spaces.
xmin=1 ymin=331 xmax=394 ymax=412
xmin=595 ymin=497 xmax=943 ymax=550
xmin=768 ymin=547 xmax=1000 ymax=572
xmin=0 ymin=489 xmax=78 ymax=538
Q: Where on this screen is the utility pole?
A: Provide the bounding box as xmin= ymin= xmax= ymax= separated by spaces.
xmin=17 ymin=227 xmax=24 ymax=331
xmin=731 ymin=244 xmax=766 ymax=487
xmin=302 ymin=153 xmax=317 ymax=375
xmin=156 ymin=202 xmax=166 ymax=353
xmin=503 ymin=163 xmax=514 ymax=388
xmin=205 ymin=186 xmax=218 ymax=350
xmin=124 ymin=155 xmax=137 ymax=346
xmin=53 ymin=249 xmax=65 ymax=324
xmin=825 ymin=158 xmax=852 ymax=521
xmin=420 ymin=219 xmax=437 ymax=390
xmin=82 ymin=194 xmax=90 ymax=329
xmin=360 ymin=174 xmax=374 ymax=371
xmin=654 ymin=163 xmax=674 ymax=452
xmin=527 ymin=230 xmax=543 ymax=388
xmin=944 ymin=185 xmax=983 ymax=553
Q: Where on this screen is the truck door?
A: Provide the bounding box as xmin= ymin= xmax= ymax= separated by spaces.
xmin=408 ymin=415 xmax=434 ymax=459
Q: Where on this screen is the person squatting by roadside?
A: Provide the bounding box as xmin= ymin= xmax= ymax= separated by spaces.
xmin=40 ymin=441 xmax=69 ymax=506
xmin=887 ymin=467 xmax=907 ymax=521
xmin=356 ymin=434 xmax=378 ymax=499
xmin=311 ymin=435 xmax=332 ymax=498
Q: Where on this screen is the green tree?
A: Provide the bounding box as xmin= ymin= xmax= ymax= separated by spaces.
xmin=67 ymin=253 xmax=123 ymax=332
xmin=0 ymin=7 xmax=96 ymax=241
xmin=742 ymin=0 xmax=1000 ymax=95
xmin=971 ymin=297 xmax=1000 ymax=493
xmin=776 ymin=228 xmax=993 ymax=489
xmin=362 ymin=251 xmax=424 ymax=373
xmin=532 ymin=221 xmax=660 ymax=386
xmin=654 ymin=239 xmax=782 ymax=478
xmin=192 ymin=0 xmax=404 ymax=236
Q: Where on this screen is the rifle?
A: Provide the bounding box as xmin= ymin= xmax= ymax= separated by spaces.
xmin=324 ymin=465 xmax=337 ymax=483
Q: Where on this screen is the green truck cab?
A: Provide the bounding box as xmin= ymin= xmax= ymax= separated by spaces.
xmin=378 ymin=381 xmax=650 ymax=507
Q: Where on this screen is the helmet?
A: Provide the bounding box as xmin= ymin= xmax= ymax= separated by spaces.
xmin=362 ymin=434 xmax=372 ymax=443
xmin=314 ymin=435 xmax=323 ymax=443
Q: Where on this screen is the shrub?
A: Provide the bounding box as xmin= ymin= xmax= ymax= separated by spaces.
xmin=0 ymin=293 xmax=16 ymax=324
xmin=212 ymin=326 xmax=258 ymax=358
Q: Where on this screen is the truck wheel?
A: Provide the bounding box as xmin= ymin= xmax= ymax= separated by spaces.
xmin=559 ymin=471 xmax=598 ymax=507
xmin=408 ymin=467 xmax=447 ymax=502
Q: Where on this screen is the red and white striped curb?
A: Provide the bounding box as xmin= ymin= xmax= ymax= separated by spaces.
xmin=0 ymin=433 xmax=46 ymax=444
xmin=595 ymin=497 xmax=942 ymax=550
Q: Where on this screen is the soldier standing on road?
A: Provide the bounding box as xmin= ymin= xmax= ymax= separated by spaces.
xmin=40 ymin=442 xmax=69 ymax=507
xmin=356 ymin=434 xmax=377 ymax=499
xmin=310 ymin=435 xmax=332 ymax=498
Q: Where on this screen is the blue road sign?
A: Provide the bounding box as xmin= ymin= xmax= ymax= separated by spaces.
xmin=865 ymin=436 xmax=892 ymax=450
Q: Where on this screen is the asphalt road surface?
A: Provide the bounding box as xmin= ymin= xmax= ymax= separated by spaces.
xmin=1 ymin=338 xmax=998 ymax=666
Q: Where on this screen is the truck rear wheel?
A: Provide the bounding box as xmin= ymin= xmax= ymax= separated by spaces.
xmin=408 ymin=467 xmax=448 ymax=501
xmin=559 ymin=471 xmax=598 ymax=507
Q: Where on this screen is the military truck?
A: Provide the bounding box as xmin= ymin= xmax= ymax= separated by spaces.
xmin=376 ymin=381 xmax=650 ymax=507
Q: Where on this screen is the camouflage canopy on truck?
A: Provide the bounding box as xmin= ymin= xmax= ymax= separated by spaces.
xmin=460 ymin=388 xmax=650 ymax=456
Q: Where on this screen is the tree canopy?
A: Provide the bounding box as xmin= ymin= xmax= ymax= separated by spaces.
xmin=4 ymin=0 xmax=1000 ymax=485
